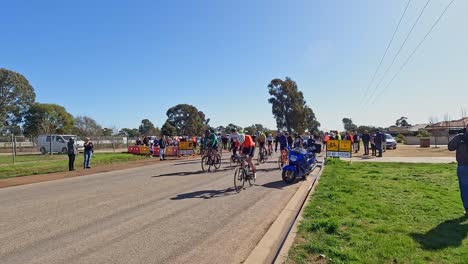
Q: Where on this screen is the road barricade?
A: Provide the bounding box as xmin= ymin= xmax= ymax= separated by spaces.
xmin=140 ymin=146 xmax=150 ymax=155
xmin=165 ymin=146 xmax=178 ymax=156
xmin=153 ymin=147 xmax=160 ymax=156
xmin=128 ymin=146 xmax=140 ymax=154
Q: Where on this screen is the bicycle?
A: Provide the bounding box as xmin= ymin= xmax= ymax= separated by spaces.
xmin=257 ymin=145 xmax=268 ymax=164
xmin=230 ymin=153 xmax=242 ymax=168
xmin=201 ymin=148 xmax=221 ymax=172
xmin=233 ymin=155 xmax=254 ymax=192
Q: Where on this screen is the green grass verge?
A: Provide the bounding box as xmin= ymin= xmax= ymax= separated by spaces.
xmin=288 ymin=159 xmax=468 ymax=264
xmin=0 ymin=153 xmax=148 ymax=179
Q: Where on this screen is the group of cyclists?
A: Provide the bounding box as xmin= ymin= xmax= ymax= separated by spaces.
xmin=200 ymin=128 xmax=319 ymax=180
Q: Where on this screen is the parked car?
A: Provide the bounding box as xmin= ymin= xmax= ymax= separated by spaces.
xmin=37 ymin=135 xmax=85 ymax=154
xmin=385 ymin=134 xmax=397 ymax=149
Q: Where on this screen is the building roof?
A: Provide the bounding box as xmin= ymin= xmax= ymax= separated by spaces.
xmin=429 ymin=117 xmax=468 ymax=128
xmin=408 ymin=124 xmax=429 ymax=132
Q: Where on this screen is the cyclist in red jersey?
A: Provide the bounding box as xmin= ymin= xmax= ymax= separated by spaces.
xmin=241 ymin=133 xmax=257 ymax=180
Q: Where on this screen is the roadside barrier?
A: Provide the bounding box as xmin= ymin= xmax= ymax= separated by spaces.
xmin=127 ymin=145 xmax=185 ymax=157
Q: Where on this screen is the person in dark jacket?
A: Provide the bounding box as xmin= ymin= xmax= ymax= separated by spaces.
xmin=275 ymin=131 xmax=288 ymax=152
xmin=286 ymin=133 xmax=293 ymax=147
xmin=83 ymin=137 xmax=94 ymax=169
xmin=375 ymin=129 xmax=384 ymax=157
xmin=143 ymin=136 xmax=149 ymax=146
xmin=362 ymin=130 xmax=371 ymax=155
xmin=159 ymin=135 xmax=167 ymax=161
xmin=352 ymin=132 xmax=360 ymax=153
xmin=448 ymin=126 xmax=468 ymax=215
xmin=67 ymin=137 xmax=78 ymax=171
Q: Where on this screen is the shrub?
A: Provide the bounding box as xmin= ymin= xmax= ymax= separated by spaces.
xmin=396 ymin=134 xmax=407 ymax=144
xmin=416 ymin=130 xmax=430 ymax=138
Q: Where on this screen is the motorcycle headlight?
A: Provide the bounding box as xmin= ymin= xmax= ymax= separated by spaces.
xmin=290 ymin=155 xmax=297 ymax=162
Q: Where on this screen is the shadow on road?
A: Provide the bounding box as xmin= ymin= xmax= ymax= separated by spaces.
xmin=173 ymin=160 xmax=202 ymax=166
xmin=153 ymin=167 xmax=231 ymax=177
xmin=170 ymin=187 xmax=237 ymax=200
xmin=261 ymin=180 xmax=289 ymax=189
xmin=152 ymin=170 xmax=205 ymax=177
xmin=256 ymin=167 xmax=280 ymax=173
xmin=410 ymin=216 xmax=468 ymax=250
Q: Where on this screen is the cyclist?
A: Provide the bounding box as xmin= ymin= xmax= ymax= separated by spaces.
xmin=275 ymin=131 xmax=289 ymax=167
xmin=256 ymin=131 xmax=267 ymax=159
xmin=266 ymin=133 xmax=273 ymax=155
xmin=204 ymin=129 xmax=219 ymax=162
xmin=240 ymin=132 xmax=257 ymax=180
xmin=250 ymin=131 xmax=257 ymax=145
xmin=230 ymin=128 xmax=240 ymax=156
xmin=275 ymin=131 xmax=288 ymax=152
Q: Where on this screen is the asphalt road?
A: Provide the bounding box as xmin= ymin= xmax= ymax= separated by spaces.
xmin=0 ymin=154 xmax=303 ymax=264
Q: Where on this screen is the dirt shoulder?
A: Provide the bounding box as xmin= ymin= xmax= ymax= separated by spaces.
xmin=0 ymin=156 xmax=193 ymax=189
xmin=354 ymin=144 xmax=453 ymax=157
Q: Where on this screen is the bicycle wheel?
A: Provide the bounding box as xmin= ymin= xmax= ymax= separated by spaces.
xmin=234 ymin=167 xmax=245 ymax=192
xmin=201 ymin=155 xmax=209 ymax=172
xmin=214 ymin=154 xmax=222 ymax=170
xmin=245 ymin=168 xmax=253 ymax=186
xmin=262 ymin=148 xmax=268 ymax=161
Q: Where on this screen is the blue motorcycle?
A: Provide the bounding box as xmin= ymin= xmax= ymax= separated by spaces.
xmin=282 ymin=146 xmax=318 ymax=184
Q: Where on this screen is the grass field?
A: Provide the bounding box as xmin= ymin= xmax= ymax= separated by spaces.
xmin=288 ymin=159 xmax=468 ymax=264
xmin=0 ymin=153 xmax=148 ymax=179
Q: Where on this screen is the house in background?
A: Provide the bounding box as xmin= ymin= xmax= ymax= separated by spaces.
xmin=426 ymin=117 xmax=468 ymax=136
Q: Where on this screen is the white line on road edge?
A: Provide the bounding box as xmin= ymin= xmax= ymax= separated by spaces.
xmin=243 ymin=159 xmax=325 ymax=264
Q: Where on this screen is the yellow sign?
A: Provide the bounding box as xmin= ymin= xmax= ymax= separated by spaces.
xmin=326 ymin=139 xmax=352 ymax=158
xmin=178 ymin=141 xmax=194 ymax=150
xmin=327 ymin=140 xmax=339 ymax=151
xmin=339 ymin=140 xmax=352 ymax=152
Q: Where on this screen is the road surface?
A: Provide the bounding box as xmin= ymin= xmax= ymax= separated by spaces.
xmin=0 ymin=154 xmax=303 ymax=264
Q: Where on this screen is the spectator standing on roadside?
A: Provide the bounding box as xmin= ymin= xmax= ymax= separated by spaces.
xmin=159 ymin=135 xmax=167 ymax=160
xmin=143 ymin=136 xmax=149 ymax=146
xmin=382 ymin=133 xmax=387 ymax=152
xmin=353 ymin=132 xmax=360 ymax=153
xmin=375 ymin=129 xmax=384 ymax=157
xmin=448 ymin=125 xmax=468 ymax=216
xmin=83 ymin=137 xmax=94 ymax=169
xmin=370 ymin=133 xmax=377 ymax=156
xmin=362 ymin=130 xmax=370 ymax=155
xmin=67 ymin=137 xmax=78 ymax=171
xmin=293 ymin=133 xmax=303 ymax=148
xmin=323 ymin=132 xmax=330 ymax=151
xmin=136 ymin=137 xmax=142 ymax=146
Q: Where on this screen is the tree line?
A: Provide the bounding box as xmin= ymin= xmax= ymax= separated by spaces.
xmin=2 ymin=68 xmax=322 ymax=138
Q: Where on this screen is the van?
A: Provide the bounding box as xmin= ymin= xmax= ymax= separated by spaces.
xmin=37 ymin=135 xmax=85 ymax=154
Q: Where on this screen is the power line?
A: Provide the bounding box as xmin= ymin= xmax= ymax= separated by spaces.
xmin=363 ymin=0 xmax=431 ymax=108
xmin=359 ymin=0 xmax=412 ymax=106
xmin=369 ymin=0 xmax=455 ymax=105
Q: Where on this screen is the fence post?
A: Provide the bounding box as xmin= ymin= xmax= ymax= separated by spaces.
xmin=11 ymin=134 xmax=15 ymax=165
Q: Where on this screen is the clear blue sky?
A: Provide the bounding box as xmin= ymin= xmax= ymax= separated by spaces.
xmin=2 ymin=0 xmax=466 ymax=132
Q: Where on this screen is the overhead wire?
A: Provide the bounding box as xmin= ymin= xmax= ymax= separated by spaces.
xmin=369 ymin=0 xmax=456 ymax=105
xmin=359 ymin=0 xmax=412 ymax=106
xmin=363 ymin=0 xmax=431 ymax=108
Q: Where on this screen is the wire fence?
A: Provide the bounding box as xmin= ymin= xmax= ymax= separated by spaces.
xmin=0 ymin=135 xmax=136 ymax=165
